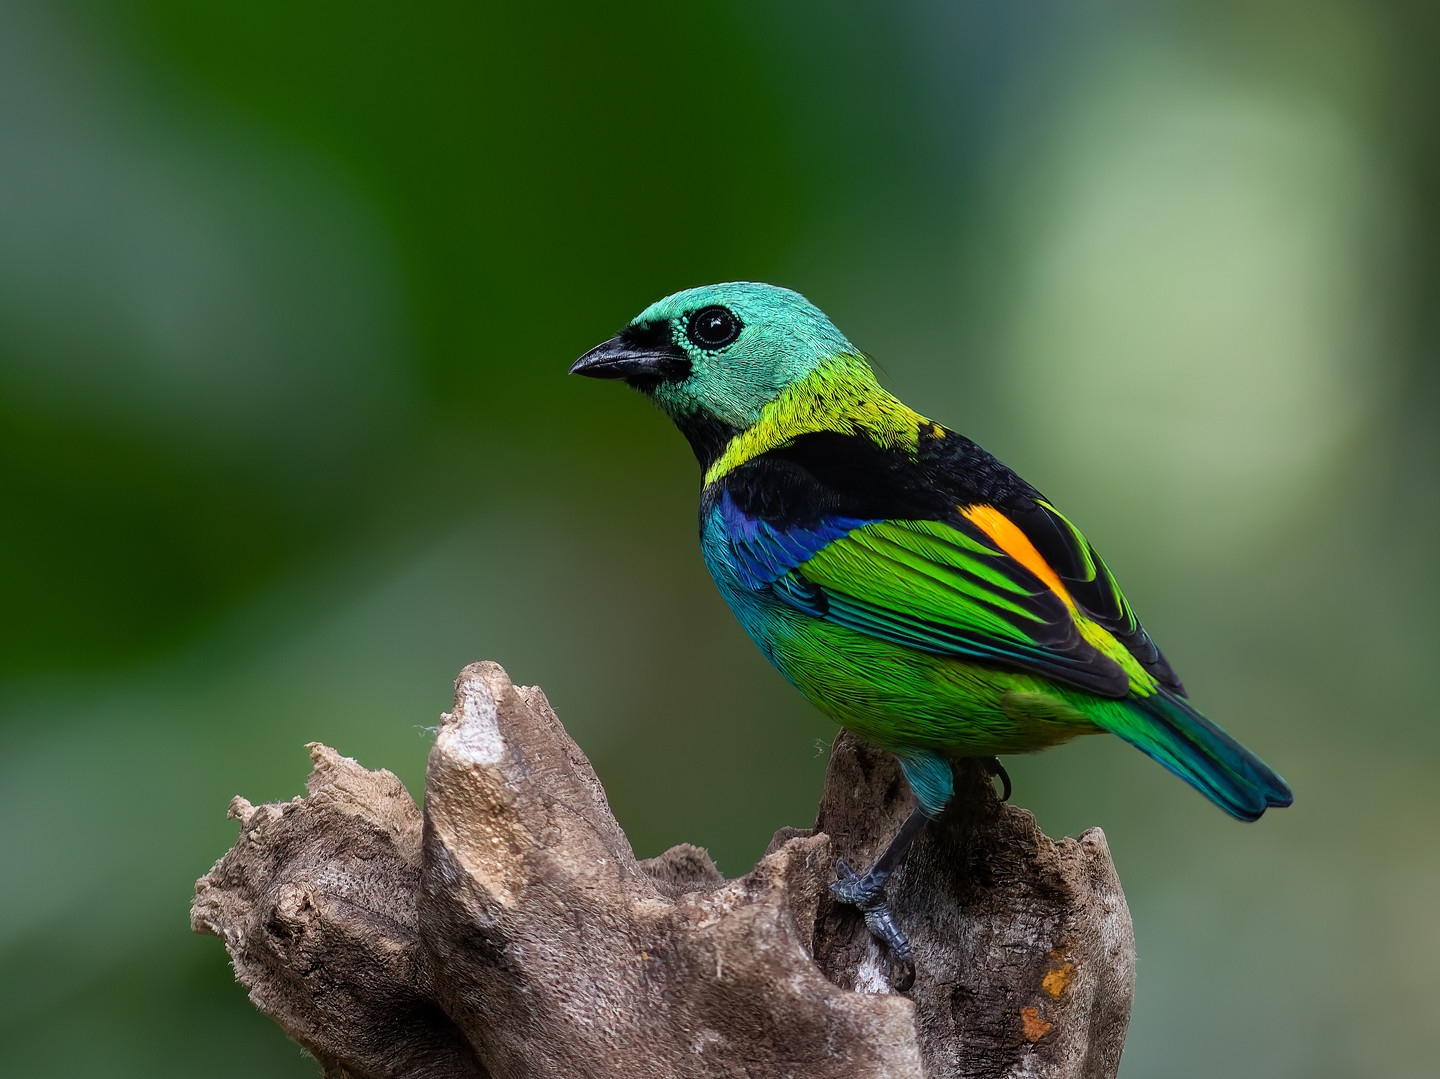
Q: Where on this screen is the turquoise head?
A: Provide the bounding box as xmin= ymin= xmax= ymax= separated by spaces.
xmin=571 ymin=282 xmax=859 ymax=462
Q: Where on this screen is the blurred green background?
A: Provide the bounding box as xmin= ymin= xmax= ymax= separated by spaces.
xmin=2 ymin=1 xmax=1437 ymax=1075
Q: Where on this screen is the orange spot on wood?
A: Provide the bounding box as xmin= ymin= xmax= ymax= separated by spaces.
xmin=1021 ymin=1006 xmax=1051 ymax=1042
xmin=1042 ymin=962 xmax=1075 ymax=999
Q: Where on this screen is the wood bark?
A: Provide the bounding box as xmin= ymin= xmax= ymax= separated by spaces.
xmin=192 ymin=661 xmax=1135 ymax=1078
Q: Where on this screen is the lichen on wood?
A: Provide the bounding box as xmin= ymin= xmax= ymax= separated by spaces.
xmin=192 ymin=661 xmax=1135 ymax=1078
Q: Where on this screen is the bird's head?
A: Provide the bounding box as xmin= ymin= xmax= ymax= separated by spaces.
xmin=570 ymin=282 xmax=858 ymax=463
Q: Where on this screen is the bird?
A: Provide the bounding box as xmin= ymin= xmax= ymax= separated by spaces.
xmin=570 ymin=281 xmax=1292 ymax=986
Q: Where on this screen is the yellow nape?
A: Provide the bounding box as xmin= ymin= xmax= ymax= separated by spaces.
xmin=702 ymin=356 xmax=929 ymax=487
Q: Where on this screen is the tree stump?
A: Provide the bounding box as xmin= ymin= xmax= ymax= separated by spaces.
xmin=192 ymin=661 xmax=1135 ymax=1078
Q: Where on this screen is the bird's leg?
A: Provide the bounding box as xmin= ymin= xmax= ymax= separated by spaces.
xmin=983 ymin=756 xmax=1012 ymax=802
xmin=830 ymin=805 xmax=929 ymax=990
xmin=831 ymin=751 xmax=959 ymax=989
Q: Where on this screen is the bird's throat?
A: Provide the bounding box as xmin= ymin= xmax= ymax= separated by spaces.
xmin=672 ymin=409 xmax=744 ymax=470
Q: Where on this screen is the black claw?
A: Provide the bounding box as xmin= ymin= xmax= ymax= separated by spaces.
xmin=859 ymin=899 xmax=913 ymax=963
xmin=830 ymin=806 xmax=931 ymax=990
xmin=892 ymin=958 xmax=916 ymax=993
xmin=984 ymin=756 xmax=1012 ymax=802
xmin=832 ymin=866 xmax=917 ymax=989
xmin=830 ymin=863 xmax=888 ymax=909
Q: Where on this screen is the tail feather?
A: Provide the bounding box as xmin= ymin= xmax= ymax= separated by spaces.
xmin=1107 ymin=693 xmax=1293 ymax=822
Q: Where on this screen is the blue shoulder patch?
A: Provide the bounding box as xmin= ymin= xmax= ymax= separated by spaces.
xmin=715 ymin=490 xmax=869 ymax=589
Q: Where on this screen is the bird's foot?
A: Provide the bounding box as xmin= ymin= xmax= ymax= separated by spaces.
xmin=983 ymin=756 xmax=1012 ymax=802
xmin=831 ymin=859 xmax=916 ymax=991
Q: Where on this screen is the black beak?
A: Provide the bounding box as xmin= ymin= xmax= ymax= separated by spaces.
xmin=569 ymin=332 xmax=688 ymax=382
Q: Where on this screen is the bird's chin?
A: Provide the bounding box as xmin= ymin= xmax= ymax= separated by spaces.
xmin=622 ymin=373 xmax=664 ymax=395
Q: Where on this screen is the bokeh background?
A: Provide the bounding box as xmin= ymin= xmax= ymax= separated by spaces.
xmin=2 ymin=1 xmax=1437 ymax=1075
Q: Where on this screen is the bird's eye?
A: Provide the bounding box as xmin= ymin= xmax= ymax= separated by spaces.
xmin=686 ymin=305 xmax=742 ymax=351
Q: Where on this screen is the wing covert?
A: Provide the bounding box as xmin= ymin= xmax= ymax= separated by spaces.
xmin=712 ymin=491 xmax=1135 ymax=698
xmin=1005 ymin=499 xmax=1185 ymax=695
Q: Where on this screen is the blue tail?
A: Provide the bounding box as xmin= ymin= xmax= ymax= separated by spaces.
xmin=1109 ymin=693 xmax=1293 ymax=821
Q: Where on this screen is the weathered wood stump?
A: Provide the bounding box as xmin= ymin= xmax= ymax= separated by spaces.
xmin=192 ymin=661 xmax=1135 ymax=1078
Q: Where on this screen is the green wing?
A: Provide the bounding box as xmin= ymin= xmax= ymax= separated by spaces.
xmin=715 ymin=475 xmax=1182 ymax=699
xmin=781 ymin=516 xmax=1132 ymax=697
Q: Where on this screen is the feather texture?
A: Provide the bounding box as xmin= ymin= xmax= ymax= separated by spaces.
xmin=696 ymin=355 xmax=1290 ymax=819
xmin=576 ymin=282 xmax=1291 ymax=821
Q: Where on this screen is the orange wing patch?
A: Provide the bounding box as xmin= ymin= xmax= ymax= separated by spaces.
xmin=961 ymin=504 xmax=1076 ymax=610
